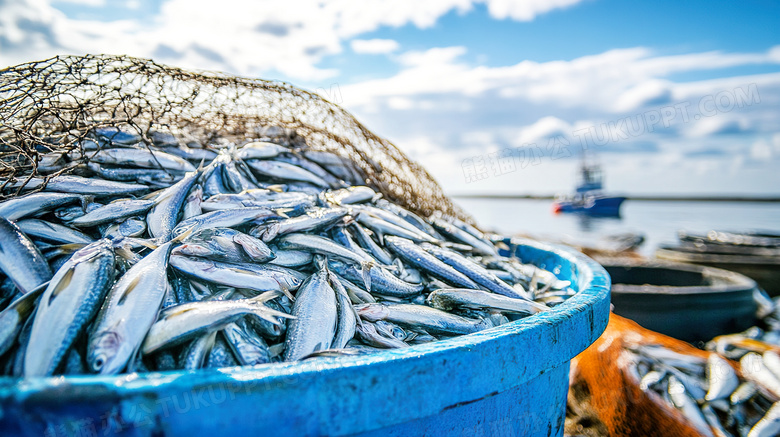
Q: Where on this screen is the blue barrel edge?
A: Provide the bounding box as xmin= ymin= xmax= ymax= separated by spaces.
xmin=0 ymin=237 xmax=611 ymax=437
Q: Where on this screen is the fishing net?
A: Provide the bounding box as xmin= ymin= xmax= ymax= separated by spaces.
xmin=0 ymin=54 xmax=471 ymax=222
xmin=569 ymin=314 xmax=734 ymax=437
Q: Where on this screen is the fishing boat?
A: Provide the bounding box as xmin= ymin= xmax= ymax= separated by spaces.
xmin=552 ymin=155 xmax=625 ymax=216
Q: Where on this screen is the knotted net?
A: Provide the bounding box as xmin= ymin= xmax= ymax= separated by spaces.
xmin=0 ymin=54 xmax=471 ymax=222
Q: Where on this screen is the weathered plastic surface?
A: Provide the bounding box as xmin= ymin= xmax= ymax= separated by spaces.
xmin=604 ymin=259 xmax=757 ymax=343
xmin=0 ymin=238 xmax=610 ymax=437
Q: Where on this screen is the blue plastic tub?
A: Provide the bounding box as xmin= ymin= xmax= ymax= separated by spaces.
xmin=0 ymin=238 xmax=610 ymax=437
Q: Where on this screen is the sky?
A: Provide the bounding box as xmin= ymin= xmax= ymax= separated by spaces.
xmin=1 ymin=0 xmax=779 ymax=196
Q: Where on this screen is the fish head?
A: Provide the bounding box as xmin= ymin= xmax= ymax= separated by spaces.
xmin=354 ymin=304 xmax=388 ymax=322
xmin=175 ymin=243 xmax=218 ymax=258
xmin=232 ymin=233 xmax=275 ymax=260
xmin=71 ymin=239 xmax=114 ymax=264
xmin=171 ymin=223 xmax=196 ymax=239
xmin=87 ymin=330 xmax=133 ymax=375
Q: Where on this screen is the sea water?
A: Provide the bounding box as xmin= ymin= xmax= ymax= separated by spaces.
xmin=454 ymin=198 xmax=780 ymax=256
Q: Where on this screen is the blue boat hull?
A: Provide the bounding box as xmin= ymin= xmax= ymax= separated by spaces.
xmin=553 ymin=196 xmax=625 ymax=216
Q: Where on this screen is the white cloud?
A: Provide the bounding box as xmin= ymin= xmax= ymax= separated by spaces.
xmin=350 ymin=39 xmax=400 ymax=55
xmin=337 ymin=44 xmax=780 ymax=195
xmin=52 ymin=0 xmax=105 ymax=6
xmin=751 ymin=140 xmax=773 ymax=160
xmin=480 ymin=0 xmax=584 ymax=21
xmin=1 ymin=0 xmax=778 ymax=195
xmin=0 ymin=0 xmax=589 ymax=80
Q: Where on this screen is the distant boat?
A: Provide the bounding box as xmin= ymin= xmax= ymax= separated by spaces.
xmin=552 ymin=155 xmax=625 ymax=217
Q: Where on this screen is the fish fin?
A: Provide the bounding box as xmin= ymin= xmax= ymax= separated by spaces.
xmin=268 ymin=343 xmax=285 ymax=358
xmin=278 ymin=285 xmax=295 ymax=302
xmin=226 ymin=266 xmax=257 ymax=275
xmin=125 ymin=345 xmax=143 ymax=373
xmin=115 ymin=247 xmax=141 ymax=264
xmin=57 ymin=243 xmax=88 ymax=252
xmin=359 ymin=261 xmax=373 ymax=293
xmin=11 ymin=281 xmax=49 ymax=315
xmin=528 ymin=270 xmax=539 ymax=296
xmin=233 ymin=234 xmax=272 ymax=259
xmin=171 ymin=227 xmax=195 ymax=243
xmin=274 ymin=208 xmax=291 ymax=219
xmin=248 ymin=307 xmax=295 ymax=325
xmin=119 ymin=237 xmax=159 ymax=250
xmin=117 ymin=274 xmax=143 ymax=305
xmin=256 ymin=227 xmax=276 ymax=243
xmin=48 ymin=268 xmax=75 ymax=304
xmin=249 ymin=290 xmax=282 ymax=304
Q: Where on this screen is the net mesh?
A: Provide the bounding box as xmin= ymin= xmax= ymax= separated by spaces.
xmin=570 ymin=314 xmax=726 ymax=437
xmin=0 ymin=54 xmax=471 ymax=222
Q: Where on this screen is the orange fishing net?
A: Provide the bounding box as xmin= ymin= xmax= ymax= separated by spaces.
xmin=569 ymin=314 xmax=738 ymax=437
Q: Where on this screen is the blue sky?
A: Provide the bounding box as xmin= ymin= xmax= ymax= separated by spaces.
xmin=1 ymin=0 xmax=779 ymax=195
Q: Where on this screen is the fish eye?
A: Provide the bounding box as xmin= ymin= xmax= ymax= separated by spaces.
xmin=92 ymin=354 xmax=106 ymax=371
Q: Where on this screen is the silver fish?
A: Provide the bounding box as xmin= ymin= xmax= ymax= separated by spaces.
xmin=639 ymin=370 xmax=667 ymax=391
xmin=385 ymin=236 xmax=478 ymax=289
xmin=0 ymin=217 xmax=53 ymax=295
xmin=141 ymin=292 xmax=288 ymax=354
xmin=278 ymin=233 xmax=374 ymax=265
xmin=223 ymin=320 xmax=271 ymax=366
xmin=323 ymin=186 xmax=376 ymax=205
xmin=356 ymin=303 xmax=490 ymax=336
xmin=12 ymin=175 xmax=149 ymax=196
xmin=89 ymin=148 xmax=196 ymax=172
xmin=247 ymin=160 xmax=330 ymax=188
xmin=705 ymin=354 xmax=739 ymax=401
xmin=355 ymin=322 xmax=408 ymax=349
xmin=16 ymin=219 xmax=93 ymax=245
xmin=0 ymin=192 xmax=83 ymax=221
xmin=283 ymin=267 xmax=338 ymax=361
xmin=427 ymin=289 xmax=548 ymax=314
xmin=269 ymin=248 xmax=314 ymax=267
xmin=431 ymin=218 xmax=498 ymax=256
xmin=172 ymin=207 xmax=283 ymax=238
xmin=234 ymin=141 xmax=288 ymax=160
xmin=87 ymin=163 xmax=177 ymax=184
xmin=741 ymin=353 xmax=780 ymax=399
xmin=0 ymin=283 xmax=47 ymax=356
xmin=147 ymin=171 xmax=199 ymax=242
xmin=330 ymin=272 xmax=358 ymax=349
xmin=422 ymin=243 xmax=528 ymax=299
xmin=749 ymin=402 xmax=780 ymax=437
xmin=179 ymin=227 xmax=275 ymax=263
xmin=71 ymin=199 xmax=156 ymax=227
xmin=253 ymin=207 xmax=349 ymax=242
xmin=667 ymin=375 xmax=715 ymax=437
xmin=349 ymin=223 xmax=393 ymax=265
xmin=24 ymin=240 xmax=115 ymax=377
xmin=182 ymin=185 xmax=203 ymax=220
xmin=170 ymin=254 xmax=305 ymax=295
xmin=356 ymin=212 xmax=437 ymax=243
xmin=179 ymin=331 xmax=217 ymax=370
xmin=87 ymin=241 xmax=176 ymax=375
xmin=329 ymin=260 xmax=422 ymax=298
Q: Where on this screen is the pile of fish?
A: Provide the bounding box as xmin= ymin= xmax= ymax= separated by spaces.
xmin=0 ymin=128 xmax=573 ymax=378
xmin=628 ymin=342 xmax=780 ymax=437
